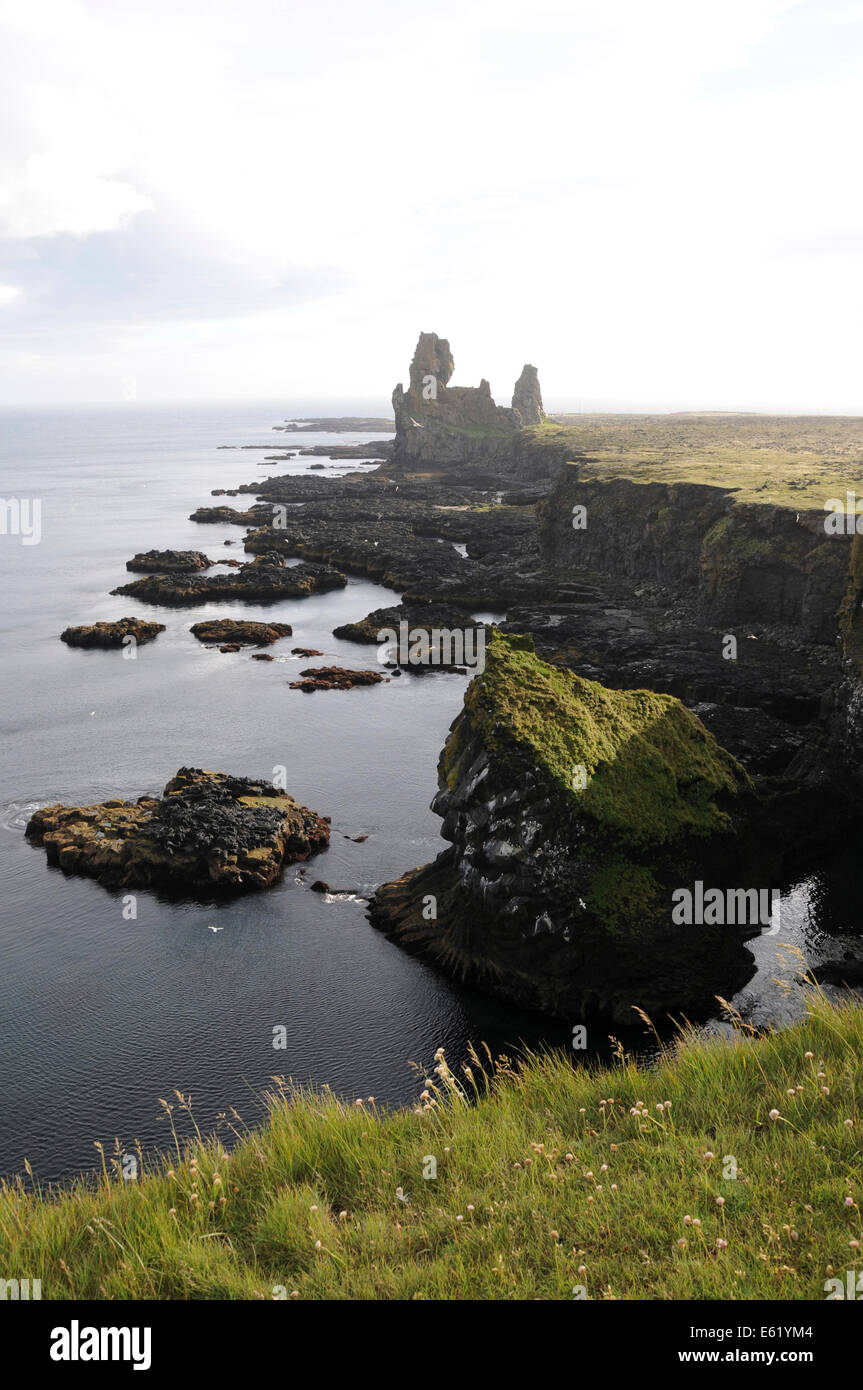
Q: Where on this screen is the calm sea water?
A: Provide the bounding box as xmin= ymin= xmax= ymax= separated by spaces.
xmin=0 ymin=400 xmax=858 ymax=1184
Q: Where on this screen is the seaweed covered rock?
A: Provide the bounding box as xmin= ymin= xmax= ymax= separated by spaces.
xmin=289 ymin=666 xmax=388 ymax=692
xmin=25 ymin=768 xmax=329 ymax=893
xmin=60 ymin=617 xmax=165 ymax=648
xmin=190 ymin=619 xmax=292 ymax=646
xmin=370 ymin=630 xmax=763 ymax=1023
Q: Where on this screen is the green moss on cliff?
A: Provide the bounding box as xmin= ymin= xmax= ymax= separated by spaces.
xmin=444 ymin=630 xmax=750 ymax=851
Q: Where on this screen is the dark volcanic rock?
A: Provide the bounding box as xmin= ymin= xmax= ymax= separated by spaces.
xmin=126 ymin=550 xmax=211 ymax=573
xmin=289 ymin=666 xmax=388 ymax=692
xmin=291 ymin=647 xmax=323 ymax=657
xmin=25 ymin=767 xmax=330 ymax=893
xmin=190 ymin=620 xmax=293 ymax=646
xmin=61 ymin=617 xmax=165 ymax=649
xmin=390 ymin=331 xmax=544 ymax=471
xmin=333 ymin=602 xmax=482 ymax=645
xmin=111 ymin=555 xmax=346 ymax=606
xmin=370 ymin=630 xmax=767 ymax=1025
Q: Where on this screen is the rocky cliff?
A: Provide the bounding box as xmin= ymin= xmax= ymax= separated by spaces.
xmin=370 ymin=630 xmax=767 ymax=1023
xmin=391 ymin=332 xmax=544 ymax=470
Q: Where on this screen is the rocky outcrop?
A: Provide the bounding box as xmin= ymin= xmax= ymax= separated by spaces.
xmin=333 ymin=602 xmax=482 ymax=645
xmin=61 ymin=617 xmax=165 ymax=648
xmin=370 ymin=630 xmax=770 ymax=1024
xmin=111 ymin=554 xmax=346 ymax=606
xmin=26 ymin=768 xmax=329 ymax=893
xmin=190 ymin=620 xmax=292 ymax=646
xmin=391 ymin=332 xmax=544 ymax=470
xmin=289 ymin=666 xmax=389 ymax=692
xmin=127 ymin=550 xmax=211 ymax=573
xmin=512 ymin=364 xmax=544 ymax=426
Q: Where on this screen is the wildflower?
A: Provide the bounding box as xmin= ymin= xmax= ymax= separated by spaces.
xmin=550 ymin=1230 xmax=560 ymax=1240
xmin=717 ymin=1239 xmax=728 ymax=1250
xmin=677 ymin=1239 xmax=687 ymax=1249
xmin=456 ymin=1214 xmax=463 ymax=1222
xmin=851 ymin=1240 xmax=861 ymax=1250
xmin=769 ymin=1109 xmax=781 ymax=1121
xmin=846 ymin=1118 xmax=854 ymax=1127
xmin=167 ymin=1169 xmax=175 ymax=1179
xmin=443 ymin=1147 xmax=450 ymax=1153
xmin=715 ymin=1196 xmax=725 ymax=1206
xmin=168 ymin=1208 xmax=177 ymax=1217
xmin=684 ymin=1215 xmax=692 ymax=1225
xmin=805 ymin=1051 xmax=814 ymax=1059
xmin=610 ymin=1144 xmax=618 ymax=1152
xmin=600 ymin=1164 xmax=608 ymax=1173
xmin=656 ymin=1104 xmax=664 ymax=1113
xmin=213 ymin=1175 xmax=221 ymax=1186
xmin=314 ymin=1240 xmax=322 ymax=1250
xmin=565 ymin=1153 xmax=574 ymax=1161
xmin=585 ymin=1170 xmax=594 ymax=1179
xmin=290 ymin=1291 xmax=299 ymax=1299
xmin=703 ymin=1150 xmax=715 ymax=1159
xmin=355 ymin=1098 xmax=364 ymax=1107
xmin=310 ymin=1204 xmax=318 ymax=1212
xmin=339 ymin=1211 xmax=347 ymax=1221
xmin=208 ymin=1201 xmax=215 ymax=1211
xmin=664 ymin=1101 xmax=672 ymax=1110
xmin=787 ymin=1089 xmax=796 ymax=1097
xmin=578 ymin=1265 xmax=587 ymax=1275
xmin=693 ymin=1218 xmax=702 ymax=1227
xmin=467 ymin=1204 xmax=474 ymax=1212
xmin=845 ymin=1197 xmax=855 ymax=1207
xmin=822 ymin=1087 xmax=830 ymax=1095
xmin=611 ymin=1184 xmax=618 ymax=1191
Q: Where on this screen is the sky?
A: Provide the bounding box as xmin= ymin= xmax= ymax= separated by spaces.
xmin=1 ymin=0 xmax=863 ymax=410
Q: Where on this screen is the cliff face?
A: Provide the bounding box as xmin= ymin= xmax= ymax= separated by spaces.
xmin=391 ymin=332 xmax=544 ymax=469
xmin=370 ymin=631 xmax=764 ymax=1023
xmin=539 ymin=468 xmax=851 ymax=643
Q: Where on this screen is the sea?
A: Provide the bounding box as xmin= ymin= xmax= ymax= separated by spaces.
xmin=0 ymin=399 xmax=858 ymax=1184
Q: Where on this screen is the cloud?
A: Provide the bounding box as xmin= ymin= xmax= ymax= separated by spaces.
xmin=1 ymin=0 xmax=863 ymax=408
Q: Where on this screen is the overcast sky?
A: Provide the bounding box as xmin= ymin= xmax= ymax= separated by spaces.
xmin=1 ymin=0 xmax=862 ymax=410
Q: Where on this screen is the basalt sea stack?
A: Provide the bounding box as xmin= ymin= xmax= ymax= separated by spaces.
xmin=370 ymin=630 xmax=762 ymax=1024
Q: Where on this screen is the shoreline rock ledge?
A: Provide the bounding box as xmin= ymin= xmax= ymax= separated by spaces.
xmin=369 ymin=630 xmax=765 ymax=1024
xmin=25 ymin=768 xmax=330 ymax=893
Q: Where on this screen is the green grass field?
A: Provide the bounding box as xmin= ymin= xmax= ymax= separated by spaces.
xmin=531 ymin=414 xmax=863 ymax=509
xmin=2 ymin=984 xmax=861 ymax=1300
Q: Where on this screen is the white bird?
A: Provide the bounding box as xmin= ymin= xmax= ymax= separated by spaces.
xmin=207 ymin=925 xmax=224 ymax=933
xmin=89 ymin=711 xmax=96 ymax=717
xmin=408 ymin=416 xmax=425 ymax=429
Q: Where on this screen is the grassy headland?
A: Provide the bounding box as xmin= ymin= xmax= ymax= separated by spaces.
xmin=2 ymin=991 xmax=861 ymax=1300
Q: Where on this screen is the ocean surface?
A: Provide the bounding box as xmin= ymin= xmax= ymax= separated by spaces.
xmin=0 ymin=399 xmax=859 ymax=1185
